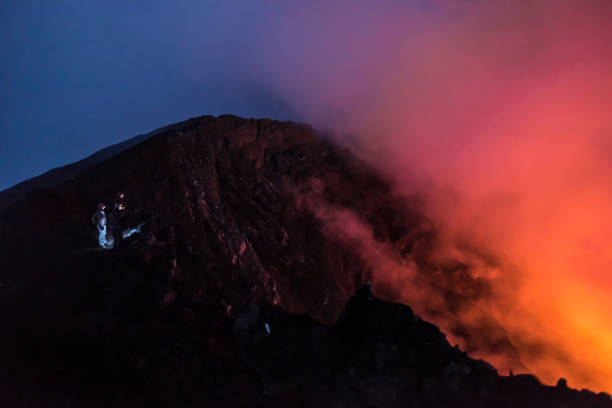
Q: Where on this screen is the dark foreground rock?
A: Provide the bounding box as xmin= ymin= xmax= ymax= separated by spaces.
xmin=3 ymin=286 xmax=611 ymax=407
xmin=0 ymin=115 xmax=608 ymax=406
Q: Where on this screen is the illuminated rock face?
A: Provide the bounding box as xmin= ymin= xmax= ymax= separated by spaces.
xmin=0 ymin=115 xmax=609 ymax=406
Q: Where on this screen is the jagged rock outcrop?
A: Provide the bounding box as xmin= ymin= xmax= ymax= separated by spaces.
xmin=232 ymin=286 xmax=612 ymax=407
xmin=0 ymin=115 xmax=607 ymax=406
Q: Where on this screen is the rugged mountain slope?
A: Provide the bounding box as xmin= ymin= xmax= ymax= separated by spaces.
xmin=0 ymin=115 xmax=609 ymax=406
xmin=0 ymin=115 xmax=397 ymax=323
xmin=0 ymin=118 xmax=196 ymax=211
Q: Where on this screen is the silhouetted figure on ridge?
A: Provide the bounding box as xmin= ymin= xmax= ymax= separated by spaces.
xmin=113 ymin=192 xmax=127 ymax=222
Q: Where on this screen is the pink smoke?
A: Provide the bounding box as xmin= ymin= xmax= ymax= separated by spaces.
xmin=248 ymin=0 xmax=612 ymax=392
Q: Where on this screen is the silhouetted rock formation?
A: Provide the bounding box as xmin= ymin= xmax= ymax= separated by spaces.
xmin=0 ymin=115 xmax=608 ymax=406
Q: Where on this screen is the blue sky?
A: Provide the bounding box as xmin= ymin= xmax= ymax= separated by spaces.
xmin=0 ymin=1 xmax=294 ymax=189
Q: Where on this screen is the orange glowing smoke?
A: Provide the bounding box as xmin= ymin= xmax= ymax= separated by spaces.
xmin=252 ymin=0 xmax=612 ymax=392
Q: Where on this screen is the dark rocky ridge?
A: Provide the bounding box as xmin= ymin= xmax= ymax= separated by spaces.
xmin=0 ymin=115 xmax=608 ymax=406
xmin=0 ymin=118 xmax=197 ymax=212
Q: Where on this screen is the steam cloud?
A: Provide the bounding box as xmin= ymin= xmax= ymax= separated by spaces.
xmin=247 ymin=0 xmax=612 ymax=392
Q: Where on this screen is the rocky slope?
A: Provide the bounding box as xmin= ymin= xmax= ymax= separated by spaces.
xmin=0 ymin=115 xmax=609 ymax=406
xmin=0 ymin=119 xmax=197 ymax=212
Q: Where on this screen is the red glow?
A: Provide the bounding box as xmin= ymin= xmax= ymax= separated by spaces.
xmin=255 ymin=0 xmax=612 ymax=392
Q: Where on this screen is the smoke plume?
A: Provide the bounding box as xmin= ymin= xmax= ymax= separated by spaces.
xmin=248 ymin=0 xmax=612 ymax=392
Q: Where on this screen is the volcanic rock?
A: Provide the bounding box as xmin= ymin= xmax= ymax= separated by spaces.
xmin=0 ymin=115 xmax=608 ymax=407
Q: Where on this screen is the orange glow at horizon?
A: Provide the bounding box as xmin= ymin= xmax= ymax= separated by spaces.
xmin=399 ymin=66 xmax=612 ymax=390
xmin=256 ymin=0 xmax=612 ymax=392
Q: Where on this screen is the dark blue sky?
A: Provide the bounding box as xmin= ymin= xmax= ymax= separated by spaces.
xmin=0 ymin=1 xmax=294 ymax=190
